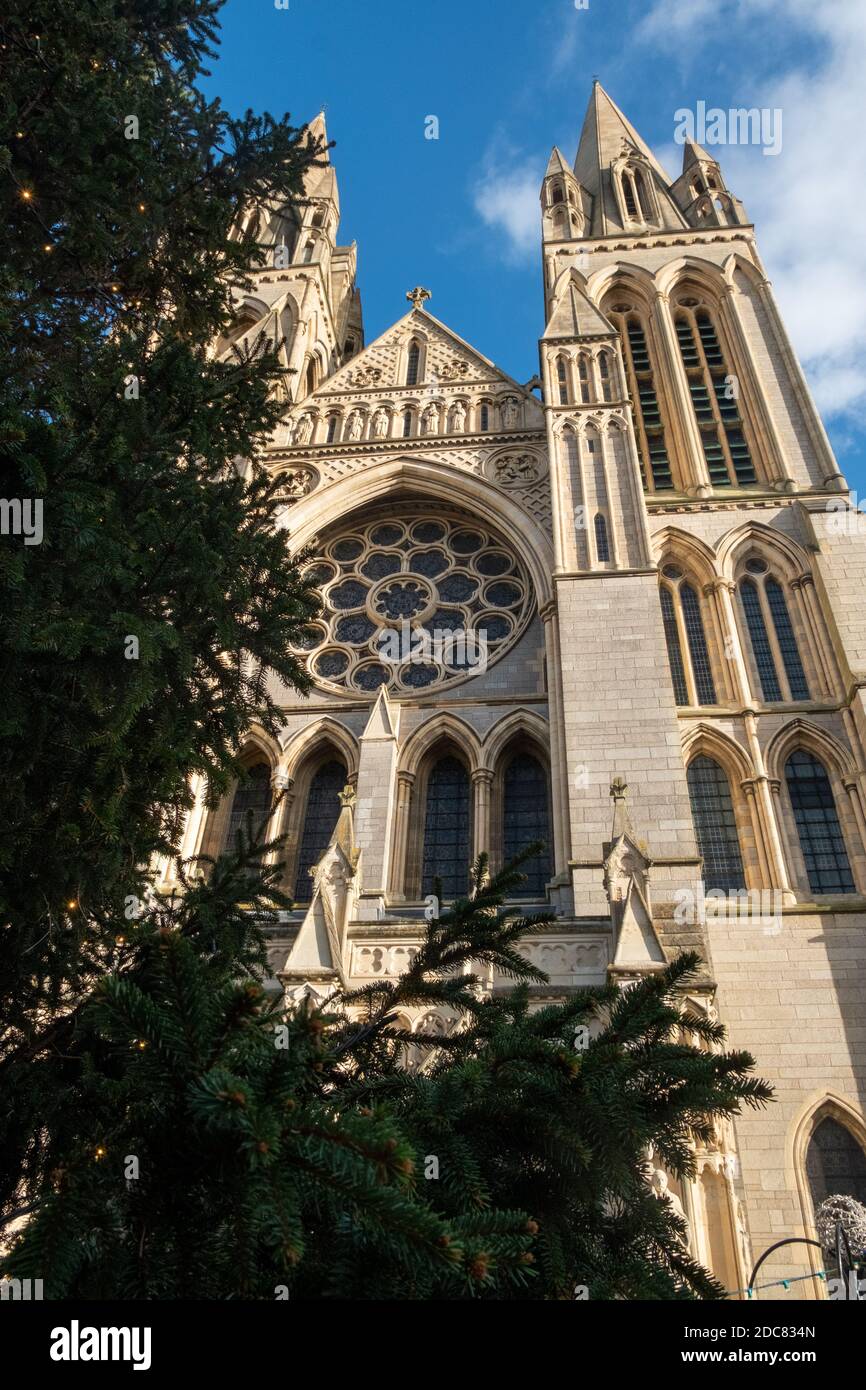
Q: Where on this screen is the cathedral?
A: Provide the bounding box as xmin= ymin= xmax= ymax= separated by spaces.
xmin=166 ymin=83 xmax=866 ymax=1298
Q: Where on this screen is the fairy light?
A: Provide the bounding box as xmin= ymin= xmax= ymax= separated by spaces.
xmin=726 ymin=1265 xmax=849 ymax=1298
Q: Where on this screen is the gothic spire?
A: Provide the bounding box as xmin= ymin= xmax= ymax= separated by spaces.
xmin=573 ymin=81 xmax=688 ymax=237
xmin=304 ymin=109 xmax=330 ymax=161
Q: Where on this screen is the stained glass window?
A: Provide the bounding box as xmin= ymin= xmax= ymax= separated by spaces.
xmin=578 ymin=355 xmax=591 ymax=403
xmin=680 ymin=583 xmax=717 ymax=704
xmin=806 ymin=1118 xmax=866 ymax=1210
xmin=295 ymin=759 xmax=347 ymax=898
xmin=292 ymin=513 xmax=533 ymax=695
xmin=557 ymin=356 xmax=569 ymax=405
xmin=740 ymin=578 xmax=783 ymax=701
xmin=687 ymin=756 xmax=745 ymax=892
xmin=660 ymin=586 xmax=689 ymax=706
xmin=766 ymin=579 xmax=810 ymax=700
xmin=406 ymin=341 xmax=421 ymax=386
xmin=421 ymin=756 xmax=470 ymax=899
xmin=594 ymin=513 xmax=611 ymax=563
xmin=785 ymin=752 xmax=854 ymax=894
xmin=503 ymin=754 xmax=551 ymax=897
xmin=223 ymin=763 xmax=271 ymax=857
xmin=599 ymin=352 xmax=613 ymax=402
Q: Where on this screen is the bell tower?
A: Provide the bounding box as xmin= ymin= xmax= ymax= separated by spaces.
xmin=218 ymin=112 xmax=364 ymax=408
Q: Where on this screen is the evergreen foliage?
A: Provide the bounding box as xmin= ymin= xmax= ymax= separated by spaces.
xmin=0 ymin=0 xmax=321 ymax=1209
xmin=5 ymin=834 xmax=772 ymax=1300
xmin=0 ymin=1 xmax=772 ymax=1300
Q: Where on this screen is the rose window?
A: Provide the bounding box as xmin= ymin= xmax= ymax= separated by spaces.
xmin=294 ymin=513 xmax=534 ymax=695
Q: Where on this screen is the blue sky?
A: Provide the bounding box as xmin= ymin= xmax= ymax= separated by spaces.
xmin=203 ymin=0 xmax=866 ymax=496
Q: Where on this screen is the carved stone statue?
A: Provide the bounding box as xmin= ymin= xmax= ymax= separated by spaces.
xmin=502 ymin=396 xmax=520 ymax=429
xmin=422 ymin=404 xmax=439 ymax=435
xmin=373 ymin=408 xmax=389 ymax=438
xmin=294 ymin=414 xmax=313 ymax=445
xmin=348 ymin=411 xmax=364 ymax=440
xmin=647 ymin=1156 xmax=690 ymax=1245
xmin=494 ymin=453 xmax=538 ymax=487
xmin=275 ymin=468 xmax=315 ymax=502
xmin=451 ymin=401 xmax=466 ymax=433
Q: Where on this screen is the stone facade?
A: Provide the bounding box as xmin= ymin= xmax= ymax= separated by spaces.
xmin=170 ymin=89 xmax=866 ymax=1298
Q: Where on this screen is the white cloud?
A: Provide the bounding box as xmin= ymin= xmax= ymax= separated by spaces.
xmin=637 ymin=0 xmax=720 ymax=44
xmin=472 ymin=149 xmax=539 ymax=263
xmin=640 ymin=0 xmax=866 ymax=421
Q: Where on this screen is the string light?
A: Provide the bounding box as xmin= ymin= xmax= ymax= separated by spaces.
xmin=20 ymin=189 xmax=33 ymax=201
xmin=725 ymin=1265 xmax=859 ymax=1297
xmin=66 ymin=900 xmax=77 ymax=911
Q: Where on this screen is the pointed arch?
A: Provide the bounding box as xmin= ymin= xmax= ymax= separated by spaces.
xmin=399 ymin=712 xmax=482 ymax=778
xmin=720 ymin=524 xmax=823 ymax=703
xmin=481 ymin=708 xmax=550 ymax=773
xmin=656 ymin=536 xmax=725 ymax=707
xmin=656 ymin=254 xmax=729 ymax=305
xmin=398 ymin=715 xmax=479 ymax=901
xmin=397 ymin=328 xmax=429 ymax=388
xmin=716 ymin=521 xmax=811 ymax=586
xmin=281 ymin=716 xmax=359 ymax=782
xmin=483 ymin=710 xmax=552 ymax=892
xmin=198 ymin=727 xmax=279 ymax=864
xmin=588 ymin=261 xmax=658 ymax=313
xmin=653 ymin=526 xmax=720 ymax=589
xmin=279 ymin=720 xmax=357 ymax=897
xmin=721 ymin=251 xmax=771 ymax=296
xmin=682 ymin=724 xmax=759 ymax=891
xmin=764 ymin=719 xmax=857 ymax=788
xmin=681 ymin=722 xmax=755 ymax=786
xmin=237 ymin=724 xmax=281 ymax=773
xmin=792 ymin=1094 xmax=866 ymax=1257
xmin=766 ymin=720 xmax=862 ymax=897
xmin=280 ymin=455 xmax=555 ymax=608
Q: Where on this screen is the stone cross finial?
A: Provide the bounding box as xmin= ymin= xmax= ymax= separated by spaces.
xmin=406 ymin=286 xmax=431 ymax=311
xmin=338 ymin=784 xmax=356 ymax=809
xmin=610 ymin=776 xmax=628 ymax=801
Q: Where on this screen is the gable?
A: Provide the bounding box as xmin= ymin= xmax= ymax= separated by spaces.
xmin=296 ymin=308 xmax=539 ymax=409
